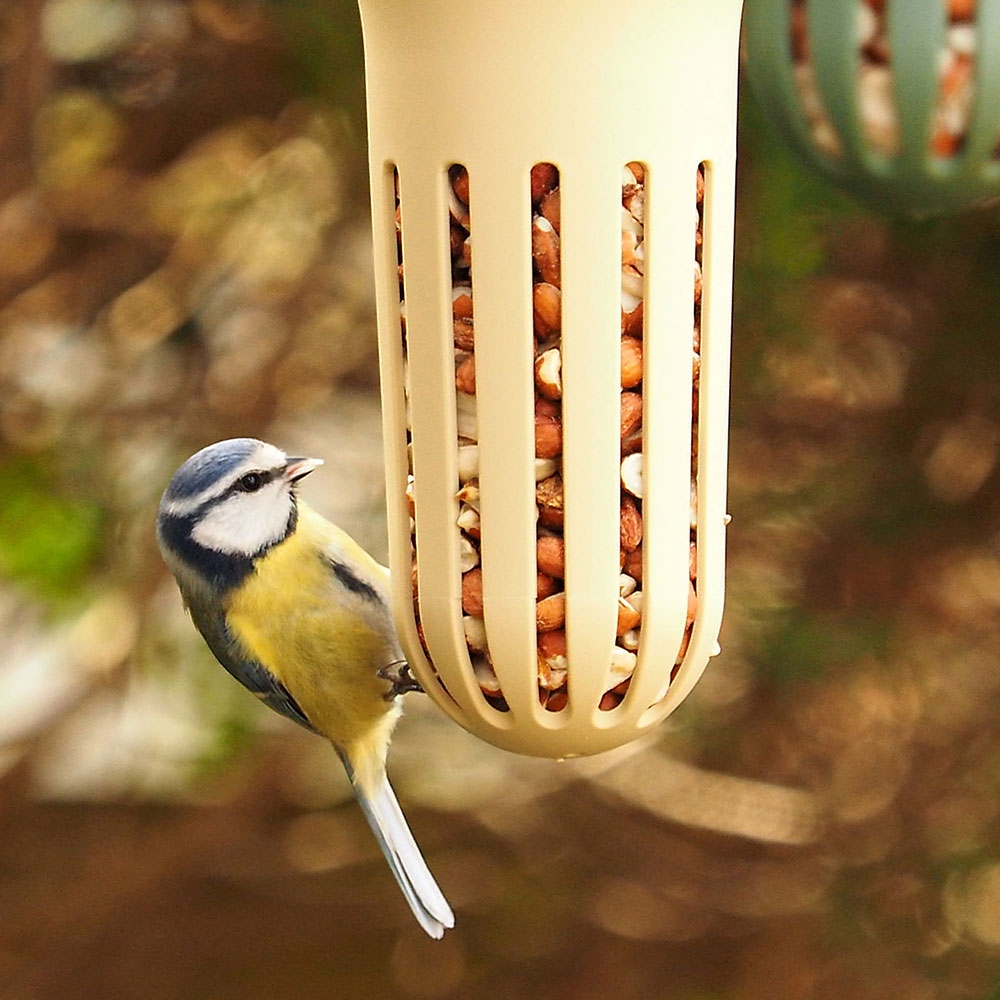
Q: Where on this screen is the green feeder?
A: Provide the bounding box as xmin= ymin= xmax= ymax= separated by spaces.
xmin=742 ymin=0 xmax=1000 ymax=215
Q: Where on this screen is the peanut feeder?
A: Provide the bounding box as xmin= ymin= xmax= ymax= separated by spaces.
xmin=357 ymin=0 xmax=744 ymax=757
xmin=742 ymin=0 xmax=1000 ymax=216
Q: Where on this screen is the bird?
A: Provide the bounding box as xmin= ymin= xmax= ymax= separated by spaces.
xmin=156 ymin=437 xmax=454 ymax=938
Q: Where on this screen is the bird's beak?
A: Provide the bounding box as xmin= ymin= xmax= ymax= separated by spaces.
xmin=284 ymin=457 xmax=324 ymax=483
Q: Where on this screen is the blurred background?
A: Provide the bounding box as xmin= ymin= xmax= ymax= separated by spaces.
xmin=2 ymin=1 xmax=1000 ymax=997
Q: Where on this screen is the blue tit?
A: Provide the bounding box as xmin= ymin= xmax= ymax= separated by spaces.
xmin=156 ymin=438 xmax=454 ymax=938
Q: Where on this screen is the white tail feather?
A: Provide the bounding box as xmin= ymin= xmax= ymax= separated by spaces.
xmin=345 ymin=761 xmax=454 ymax=938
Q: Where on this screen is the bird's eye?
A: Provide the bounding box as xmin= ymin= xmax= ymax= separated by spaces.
xmin=238 ymin=472 xmax=265 ymax=492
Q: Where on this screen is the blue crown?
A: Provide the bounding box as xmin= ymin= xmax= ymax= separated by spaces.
xmin=164 ymin=438 xmax=265 ymax=501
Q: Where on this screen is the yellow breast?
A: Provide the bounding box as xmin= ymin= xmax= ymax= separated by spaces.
xmin=223 ymin=504 xmax=400 ymax=752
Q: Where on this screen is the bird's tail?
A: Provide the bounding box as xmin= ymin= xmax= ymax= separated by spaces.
xmin=342 ymin=755 xmax=454 ymax=938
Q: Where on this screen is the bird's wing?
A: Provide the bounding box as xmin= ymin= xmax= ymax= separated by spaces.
xmin=187 ymin=599 xmax=318 ymax=734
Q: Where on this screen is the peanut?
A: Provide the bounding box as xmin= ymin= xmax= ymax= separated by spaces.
xmin=537 ymin=628 xmax=567 ymax=662
xmin=545 ymin=690 xmax=568 ymax=712
xmin=536 ymin=534 xmax=565 ymax=578
xmin=457 ymin=503 xmax=480 ymax=539
xmin=622 ymin=298 xmax=643 ymax=338
xmin=452 ymin=285 xmax=473 ymax=320
xmin=530 ymin=162 xmax=559 ymax=204
xmin=473 ymin=655 xmax=503 ymax=696
xmin=536 ymin=474 xmax=565 ymax=529
xmin=462 ymin=567 xmax=484 ymax=617
xmin=620 ymin=451 xmax=643 ymax=499
xmin=455 ymin=354 xmax=476 ymax=394
xmin=599 ymin=678 xmax=631 ymax=712
xmin=537 ymin=629 xmax=568 ymax=691
xmin=460 ymin=536 xmax=480 ymax=573
xmin=620 ymin=628 xmax=640 ymax=652
xmin=463 ymin=615 xmax=487 ymax=652
xmin=622 ymin=228 xmax=642 ymax=270
xmin=616 ymin=597 xmax=641 ymax=636
xmin=448 ymin=181 xmax=470 ymax=228
xmin=535 ymin=395 xmax=560 ymax=419
xmin=537 ymin=571 xmax=558 ymax=601
xmin=623 ymin=545 xmax=642 ymax=584
xmin=453 ymin=318 xmax=475 ymax=351
xmin=620 ymin=391 xmax=643 ymax=442
xmin=534 ymin=413 xmax=563 ymax=459
xmin=620 ymin=495 xmax=642 ymax=552
xmin=534 ymin=347 xmax=562 ymax=400
xmin=621 ymin=336 xmax=643 ymax=388
xmin=536 ymin=591 xmax=566 ymax=632
xmin=625 ymin=161 xmax=645 ymax=185
xmin=533 ymin=281 xmax=562 ymax=337
xmin=450 ymin=163 xmax=470 ymax=205
xmin=531 ymin=216 xmax=561 ymax=286
xmin=539 ymin=186 xmax=561 ymax=233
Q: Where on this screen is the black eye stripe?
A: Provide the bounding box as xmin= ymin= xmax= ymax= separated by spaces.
xmin=223 ymin=468 xmax=278 ymax=498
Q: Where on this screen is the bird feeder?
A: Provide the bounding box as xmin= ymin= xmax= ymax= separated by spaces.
xmin=357 ymin=0 xmax=744 ymax=757
xmin=742 ymin=0 xmax=1000 ymax=216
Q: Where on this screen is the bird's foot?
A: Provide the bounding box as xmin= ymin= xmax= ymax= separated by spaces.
xmin=378 ymin=660 xmax=423 ymax=700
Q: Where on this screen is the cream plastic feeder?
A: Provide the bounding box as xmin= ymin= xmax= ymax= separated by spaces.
xmin=358 ymin=0 xmax=744 ymax=758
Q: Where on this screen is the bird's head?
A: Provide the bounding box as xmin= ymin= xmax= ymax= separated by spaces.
xmin=156 ymin=438 xmax=323 ymax=593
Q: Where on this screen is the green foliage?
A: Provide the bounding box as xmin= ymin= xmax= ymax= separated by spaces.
xmin=0 ymin=455 xmax=104 ymax=600
xmin=190 ymin=711 xmax=260 ymax=783
xmin=268 ymin=0 xmax=367 ymax=143
xmin=760 ymin=610 xmax=890 ymax=684
xmin=731 ymin=91 xmax=862 ymax=407
xmin=737 ymin=90 xmax=857 ymax=281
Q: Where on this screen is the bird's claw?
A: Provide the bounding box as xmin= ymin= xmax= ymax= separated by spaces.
xmin=378 ymin=660 xmax=423 ymax=700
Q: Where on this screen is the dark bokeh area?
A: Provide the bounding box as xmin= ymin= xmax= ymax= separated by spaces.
xmin=2 ymin=2 xmax=1000 ymax=998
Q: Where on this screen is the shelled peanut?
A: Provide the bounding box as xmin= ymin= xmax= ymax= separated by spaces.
xmin=396 ymin=161 xmax=702 ymax=713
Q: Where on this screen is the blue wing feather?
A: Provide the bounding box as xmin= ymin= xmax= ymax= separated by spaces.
xmin=186 ymin=598 xmax=317 ymax=734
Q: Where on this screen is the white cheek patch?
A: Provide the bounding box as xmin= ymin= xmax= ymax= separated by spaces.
xmin=191 ymin=484 xmax=292 ymax=555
